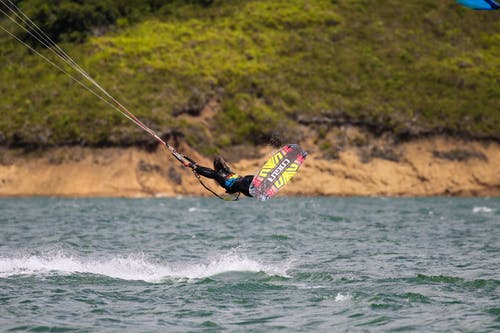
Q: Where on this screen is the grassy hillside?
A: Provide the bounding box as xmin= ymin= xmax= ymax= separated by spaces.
xmin=0 ymin=0 xmax=499 ymax=154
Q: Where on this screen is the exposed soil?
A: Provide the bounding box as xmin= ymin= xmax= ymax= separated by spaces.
xmin=0 ymin=136 xmax=498 ymax=198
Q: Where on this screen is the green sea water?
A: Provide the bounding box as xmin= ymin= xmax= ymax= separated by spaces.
xmin=0 ymin=197 xmax=498 ymax=332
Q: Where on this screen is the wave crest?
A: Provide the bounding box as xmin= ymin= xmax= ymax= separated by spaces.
xmin=0 ymin=250 xmax=289 ymax=282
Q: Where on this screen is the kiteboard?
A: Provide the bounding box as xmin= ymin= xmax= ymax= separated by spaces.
xmin=249 ymin=144 xmax=307 ymax=201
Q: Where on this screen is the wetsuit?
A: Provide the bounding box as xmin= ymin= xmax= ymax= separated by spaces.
xmin=194 ymin=165 xmax=254 ymax=197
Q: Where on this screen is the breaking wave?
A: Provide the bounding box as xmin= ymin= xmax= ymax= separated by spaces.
xmin=0 ymin=249 xmax=290 ymax=283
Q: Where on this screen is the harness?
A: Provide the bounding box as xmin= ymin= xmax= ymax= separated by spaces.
xmin=224 ymin=173 xmax=240 ymax=189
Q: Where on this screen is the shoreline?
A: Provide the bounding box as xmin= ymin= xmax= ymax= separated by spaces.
xmin=0 ymin=137 xmax=499 ymax=198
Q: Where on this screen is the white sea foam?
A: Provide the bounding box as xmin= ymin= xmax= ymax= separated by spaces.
xmin=334 ymin=293 xmax=351 ymax=302
xmin=0 ymin=250 xmax=289 ymax=282
xmin=472 ymin=206 xmax=494 ymax=213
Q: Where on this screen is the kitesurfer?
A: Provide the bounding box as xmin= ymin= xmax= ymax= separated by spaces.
xmin=189 ymin=157 xmax=254 ymax=197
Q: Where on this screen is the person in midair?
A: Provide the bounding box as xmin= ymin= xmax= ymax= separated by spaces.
xmin=189 ymin=157 xmax=254 ymax=197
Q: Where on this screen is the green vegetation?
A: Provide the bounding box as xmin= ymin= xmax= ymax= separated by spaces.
xmin=11 ymin=0 xmax=212 ymax=42
xmin=0 ymin=0 xmax=499 ymax=152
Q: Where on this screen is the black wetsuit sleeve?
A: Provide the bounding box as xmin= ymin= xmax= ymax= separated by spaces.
xmin=194 ymin=165 xmax=227 ymax=187
xmin=193 ymin=165 xmax=217 ymax=179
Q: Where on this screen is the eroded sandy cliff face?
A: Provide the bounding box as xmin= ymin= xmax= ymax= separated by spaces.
xmin=0 ymin=137 xmax=498 ymax=198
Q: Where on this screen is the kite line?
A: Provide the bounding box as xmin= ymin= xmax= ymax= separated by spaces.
xmin=0 ymin=0 xmax=236 ymax=199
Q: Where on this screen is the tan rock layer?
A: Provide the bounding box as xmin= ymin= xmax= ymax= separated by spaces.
xmin=0 ymin=138 xmax=499 ymax=197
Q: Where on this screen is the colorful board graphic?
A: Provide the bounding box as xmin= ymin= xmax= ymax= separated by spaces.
xmin=249 ymin=144 xmax=307 ymax=201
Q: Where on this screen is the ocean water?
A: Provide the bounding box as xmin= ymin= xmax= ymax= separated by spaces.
xmin=0 ymin=197 xmax=498 ymax=332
